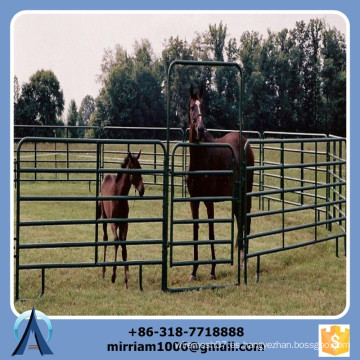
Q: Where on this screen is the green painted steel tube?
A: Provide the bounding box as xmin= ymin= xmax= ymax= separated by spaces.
xmin=167 ymin=283 xmax=236 ymax=293
xmin=315 ymin=142 xmax=318 ymax=241
xmin=15 ymin=144 xmax=21 ymax=300
xmin=249 ymin=199 xmax=345 ymax=218
xmin=19 ymin=240 xmax=163 ymax=249
xmin=18 ymin=168 xmax=164 ymax=174
xmin=172 ymin=196 xmax=233 ymax=202
xmin=19 ymin=260 xmax=163 ymax=270
xmin=173 ymin=170 xmax=233 ymax=176
xmin=19 ymin=195 xmax=164 ymax=202
xmin=280 ymin=142 xmax=285 ymax=248
xmin=172 ymin=218 xmax=233 ymax=225
xmin=247 ymin=233 xmax=346 ymax=259
xmin=248 ymin=160 xmax=345 ymax=172
xmin=246 ymin=216 xmax=346 ymax=241
xmin=171 ymin=239 xmax=232 ymax=246
xmin=95 ymin=142 xmax=100 ymax=264
xmin=20 ymin=217 xmax=164 ymax=227
xmin=171 ymin=259 xmax=232 ymax=267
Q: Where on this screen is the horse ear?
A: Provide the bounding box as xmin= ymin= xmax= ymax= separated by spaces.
xmin=199 ymin=84 xmax=204 ymax=99
xmin=136 ymin=150 xmax=141 ymax=160
xmin=190 ymin=85 xmax=195 ymax=98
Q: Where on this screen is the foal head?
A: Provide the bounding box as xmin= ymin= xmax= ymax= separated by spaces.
xmin=189 ymin=85 xmax=205 ymax=143
xmin=122 ymin=151 xmax=145 ymax=196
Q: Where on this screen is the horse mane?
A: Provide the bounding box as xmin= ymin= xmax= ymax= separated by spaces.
xmin=116 ymin=154 xmax=130 ymax=182
xmin=121 ymin=155 xmax=129 ymax=169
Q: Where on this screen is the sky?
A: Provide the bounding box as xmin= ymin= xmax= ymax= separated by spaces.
xmin=12 ymin=11 xmax=347 ymax=115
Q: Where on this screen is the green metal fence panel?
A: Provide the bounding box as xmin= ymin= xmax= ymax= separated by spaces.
xmin=243 ymin=137 xmax=346 ymax=284
xmin=15 ymin=137 xmax=167 ymax=300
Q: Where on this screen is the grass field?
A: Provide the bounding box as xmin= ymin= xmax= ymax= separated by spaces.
xmin=13 ymin=140 xmax=347 ymax=316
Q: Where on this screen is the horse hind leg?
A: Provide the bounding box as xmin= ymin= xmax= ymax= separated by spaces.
xmin=111 ymin=224 xmax=119 ymax=284
xmin=234 ymin=207 xmax=245 ymax=270
xmin=205 ymin=201 xmax=216 ymax=280
xmin=120 ymin=223 xmax=129 ymax=289
xmin=102 ymin=222 xmax=108 ymax=279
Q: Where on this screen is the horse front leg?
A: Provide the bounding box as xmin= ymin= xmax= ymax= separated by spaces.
xmin=190 ymin=201 xmax=200 ymax=281
xmin=120 ymin=223 xmax=129 ymax=289
xmin=205 ymin=201 xmax=216 ymax=280
xmin=111 ymin=224 xmax=119 ymax=284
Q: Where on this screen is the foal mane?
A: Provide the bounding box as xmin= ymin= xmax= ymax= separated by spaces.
xmin=121 ymin=154 xmax=130 ymax=169
xmin=115 ymin=154 xmax=131 ymax=183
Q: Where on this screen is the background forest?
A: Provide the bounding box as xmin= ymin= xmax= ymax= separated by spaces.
xmin=14 ymin=19 xmax=346 ymax=138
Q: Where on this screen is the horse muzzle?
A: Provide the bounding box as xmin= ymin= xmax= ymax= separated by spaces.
xmin=137 ymin=182 xmax=145 ymax=196
xmin=196 ymin=125 xmax=205 ymax=142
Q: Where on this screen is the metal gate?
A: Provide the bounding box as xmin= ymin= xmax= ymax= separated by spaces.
xmin=165 ymin=60 xmax=245 ymax=291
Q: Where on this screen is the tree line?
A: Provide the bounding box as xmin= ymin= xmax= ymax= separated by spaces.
xmin=14 ymin=19 xmax=346 ymax=138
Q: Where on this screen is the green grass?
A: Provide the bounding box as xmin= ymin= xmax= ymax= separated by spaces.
xmin=13 ymin=140 xmax=346 ymax=316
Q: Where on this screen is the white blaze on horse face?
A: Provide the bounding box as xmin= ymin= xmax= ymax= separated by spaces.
xmin=195 ymin=100 xmax=202 ymax=117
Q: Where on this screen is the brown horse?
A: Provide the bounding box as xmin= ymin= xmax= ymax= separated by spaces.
xmin=186 ymin=85 xmax=254 ymax=281
xmin=98 ymin=151 xmax=145 ymax=288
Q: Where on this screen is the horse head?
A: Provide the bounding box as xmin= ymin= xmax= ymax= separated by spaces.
xmin=189 ymin=85 xmax=205 ymax=143
xmin=122 ymin=151 xmax=145 ymax=196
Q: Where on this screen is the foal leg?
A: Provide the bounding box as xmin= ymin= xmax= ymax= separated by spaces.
xmin=102 ymin=222 xmax=108 ymax=279
xmin=234 ymin=207 xmax=244 ymax=270
xmin=190 ymin=201 xmax=200 ymax=281
xmin=120 ymin=223 xmax=129 ymax=289
xmin=205 ymin=201 xmax=216 ymax=280
xmin=111 ymin=224 xmax=119 ymax=284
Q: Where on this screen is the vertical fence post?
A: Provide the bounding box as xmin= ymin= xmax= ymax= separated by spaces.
xmin=326 ymin=141 xmax=331 ymax=231
xmin=15 ymin=144 xmax=21 ymax=300
xmin=154 ymin=143 xmax=157 ymax=185
xmin=34 ymin=142 xmax=37 ymax=180
xmin=315 ymin=141 xmax=318 ymax=241
xmin=281 ymin=142 xmax=285 ymax=248
xmin=243 ymin=153 xmax=248 ymax=285
xmin=261 ymin=141 xmax=265 ymax=211
xmin=300 ymin=141 xmax=304 ymax=205
xmin=95 ymin=142 xmax=101 ymax=265
xmin=339 ymin=139 xmax=343 ymax=228
xmin=66 ymin=128 xmax=70 ymax=181
xmin=332 ymin=140 xmax=337 ymax=226
xmin=169 ymin=147 xmax=175 ymax=268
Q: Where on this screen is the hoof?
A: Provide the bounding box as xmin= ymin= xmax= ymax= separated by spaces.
xmin=111 ymin=274 xmax=116 ymax=283
xmin=189 ymin=274 xmax=197 ymax=282
xmin=210 ymin=274 xmax=217 ymax=280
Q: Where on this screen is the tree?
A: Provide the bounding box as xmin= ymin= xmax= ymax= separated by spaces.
xmin=14 ymin=76 xmax=20 ymax=104
xmin=320 ymin=26 xmax=346 ymax=136
xmin=66 ymin=100 xmax=78 ymax=138
xmin=14 ymin=70 xmax=64 ymax=137
xmin=78 ymin=95 xmax=95 ymax=137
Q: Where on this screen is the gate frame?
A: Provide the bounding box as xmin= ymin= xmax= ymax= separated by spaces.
xmin=165 ymin=59 xmax=244 ymax=292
